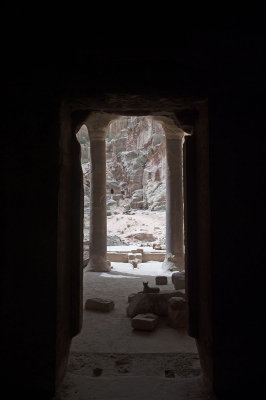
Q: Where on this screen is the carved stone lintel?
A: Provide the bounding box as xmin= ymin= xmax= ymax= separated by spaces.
xmin=85 ymin=112 xmax=121 ymax=140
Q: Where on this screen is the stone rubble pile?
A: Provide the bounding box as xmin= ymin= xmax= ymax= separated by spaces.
xmin=127 ymin=275 xmax=187 ymax=332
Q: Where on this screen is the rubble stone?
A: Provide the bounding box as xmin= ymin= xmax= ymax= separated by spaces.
xmin=131 ymin=313 xmax=159 ymax=331
xmin=85 ymin=298 xmax=114 ymax=312
xmin=155 ymin=276 xmax=168 ymax=285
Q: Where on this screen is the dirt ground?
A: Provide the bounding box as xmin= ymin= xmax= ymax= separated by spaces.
xmin=52 ymin=201 xmax=213 ymax=399
xmin=106 ymin=198 xmax=166 ymax=246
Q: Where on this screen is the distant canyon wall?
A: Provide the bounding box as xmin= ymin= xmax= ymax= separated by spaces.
xmin=76 ymin=116 xmax=166 ymax=211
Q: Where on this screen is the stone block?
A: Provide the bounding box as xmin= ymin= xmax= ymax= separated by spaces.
xmin=171 ymin=271 xmax=185 ymax=290
xmin=85 ymin=298 xmax=114 ymax=312
xmin=131 ymin=313 xmax=159 ymax=331
xmin=107 ymin=252 xmax=128 ymax=263
xmin=142 ymin=253 xmax=165 ymax=262
xmin=155 ymin=275 xmax=168 ymax=285
xmin=128 ymin=252 xmax=142 ymax=262
xmin=168 ymin=297 xmax=187 ymax=328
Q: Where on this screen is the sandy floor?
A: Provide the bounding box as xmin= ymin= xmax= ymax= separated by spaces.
xmin=71 ymin=264 xmax=194 ymax=354
xmin=53 ymin=200 xmax=212 ymax=399
xmin=52 ymin=263 xmax=212 ymax=400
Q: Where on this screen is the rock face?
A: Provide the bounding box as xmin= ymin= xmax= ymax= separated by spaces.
xmin=126 ymin=232 xmax=157 ymax=242
xmin=76 ymin=117 xmax=167 ymax=257
xmin=108 ymin=117 xmax=166 ymax=206
xmin=107 ymin=235 xmax=126 ymax=246
xmin=76 ymin=117 xmax=166 ymax=215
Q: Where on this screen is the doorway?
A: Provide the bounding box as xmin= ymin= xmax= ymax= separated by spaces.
xmin=55 ymin=108 xmax=208 ymax=399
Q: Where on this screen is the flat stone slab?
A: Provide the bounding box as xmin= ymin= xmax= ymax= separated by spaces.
xmin=85 ymin=298 xmax=114 ymax=312
xmin=155 ymin=275 xmax=168 ymax=285
xmin=131 ymin=313 xmax=159 ymax=331
xmin=127 ymin=290 xmax=185 ymax=318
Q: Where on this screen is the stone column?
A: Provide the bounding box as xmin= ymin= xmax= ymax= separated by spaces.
xmin=163 ymin=133 xmax=185 ymax=271
xmin=86 ymin=127 xmax=110 ymax=272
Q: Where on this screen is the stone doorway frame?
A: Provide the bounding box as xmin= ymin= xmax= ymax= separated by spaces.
xmin=57 ymin=95 xmax=212 ymax=390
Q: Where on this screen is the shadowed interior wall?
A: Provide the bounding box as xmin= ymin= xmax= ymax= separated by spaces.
xmin=208 ymin=94 xmax=265 ymax=397
xmin=1 ymin=89 xmax=60 ymax=393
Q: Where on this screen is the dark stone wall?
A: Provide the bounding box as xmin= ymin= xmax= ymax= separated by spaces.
xmin=209 ymin=93 xmax=265 ymax=397
xmin=1 ymin=82 xmax=61 ymax=394
xmin=1 ymin=28 xmax=265 ymax=397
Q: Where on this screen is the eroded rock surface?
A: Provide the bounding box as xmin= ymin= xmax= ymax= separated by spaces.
xmin=77 ymin=116 xmax=166 ymax=219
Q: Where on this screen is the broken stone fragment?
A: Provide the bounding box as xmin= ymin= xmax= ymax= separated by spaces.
xmin=171 ymin=271 xmax=185 ymax=290
xmin=131 ymin=313 xmax=159 ymax=331
xmin=168 ymin=297 xmax=187 ymax=328
xmin=155 ymin=275 xmax=168 ymax=285
xmin=129 ymin=260 xmax=139 ymax=268
xmin=85 ymin=298 xmax=114 ymax=312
